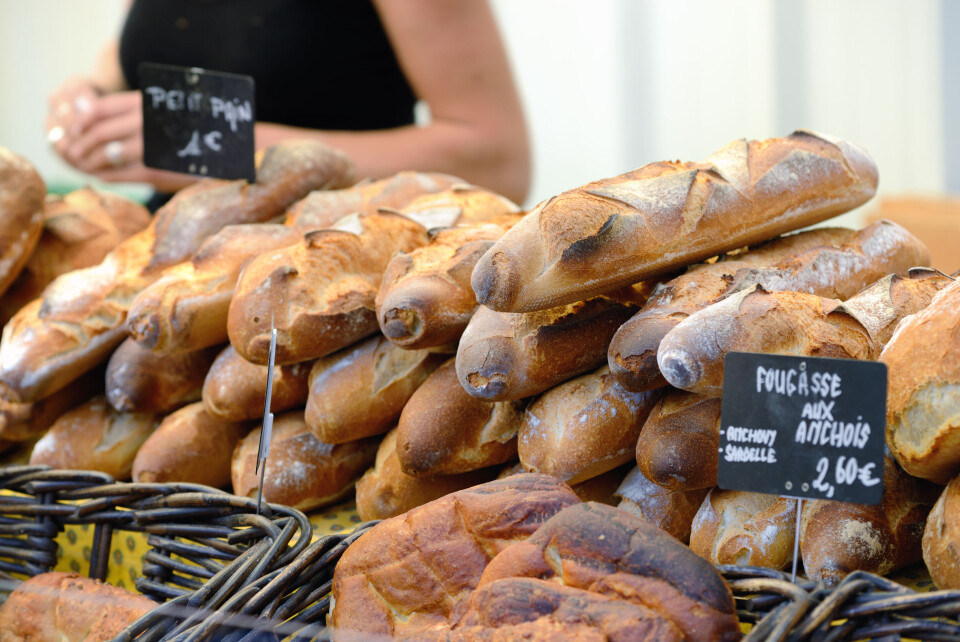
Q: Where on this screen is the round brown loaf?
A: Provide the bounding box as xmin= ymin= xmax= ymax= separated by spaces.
xmin=923 ymin=474 xmax=960 ymax=589
xmin=0 ymin=147 xmax=46 ymax=298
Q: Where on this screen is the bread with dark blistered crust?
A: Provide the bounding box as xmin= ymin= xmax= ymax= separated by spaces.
xmin=0 ymin=147 xmax=45 ymax=299
xmin=476 ymin=502 xmax=740 ymax=642
xmin=472 ymin=130 xmax=879 ymax=313
xmin=923 ymin=474 xmax=960 ymax=589
xmin=615 ymin=466 xmax=709 ymax=543
xmin=608 ymin=220 xmax=930 ymax=392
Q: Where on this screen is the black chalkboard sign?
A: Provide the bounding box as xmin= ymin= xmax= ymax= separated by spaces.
xmin=717 ymin=352 xmax=886 ymax=505
xmin=140 ymin=62 xmax=256 ymax=182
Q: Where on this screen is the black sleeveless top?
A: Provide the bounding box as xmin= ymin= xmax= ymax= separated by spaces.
xmin=119 ymin=0 xmax=417 ymax=132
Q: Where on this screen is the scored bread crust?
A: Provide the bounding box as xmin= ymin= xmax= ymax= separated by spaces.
xmin=0 ymin=147 xmax=46 ymax=299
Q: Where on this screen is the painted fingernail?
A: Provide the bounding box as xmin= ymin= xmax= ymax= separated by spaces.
xmin=47 ymin=126 xmax=64 ymax=144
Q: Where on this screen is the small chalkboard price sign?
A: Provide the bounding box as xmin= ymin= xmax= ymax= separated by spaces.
xmin=139 ymin=62 xmax=256 ymax=182
xmin=718 ymin=352 xmax=887 ymax=505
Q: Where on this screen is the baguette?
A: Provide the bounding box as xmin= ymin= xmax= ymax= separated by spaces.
xmin=305 ymin=335 xmax=445 ymax=444
xmin=330 ymin=473 xmax=581 ymax=639
xmin=923 ymin=474 xmax=960 ymax=589
xmin=0 ymin=141 xmax=354 ymax=403
xmin=801 ymin=456 xmax=939 ymax=586
xmin=0 ymin=147 xmax=46 ymax=298
xmin=105 ymin=338 xmax=219 ymax=413
xmin=456 ymin=284 xmax=652 ymax=401
xmin=228 ymin=211 xmax=430 ymax=365
xmin=0 ymin=369 xmax=102 ymax=442
xmin=635 ymin=390 xmax=722 ymax=491
xmin=472 ymin=130 xmax=878 ymax=312
xmin=355 ymin=428 xmax=498 ymax=521
xmin=126 ymin=224 xmax=301 ymax=353
xmin=518 ymin=366 xmax=664 ymax=484
xmin=232 ymin=410 xmax=378 ymax=511
xmin=882 ymin=278 xmax=960 ymax=483
xmin=614 ymin=466 xmax=710 ymax=543
xmin=395 ymin=358 xmax=523 ymax=477
xmin=0 ymin=187 xmax=151 ymax=325
xmin=132 ymin=401 xmax=251 ymax=487
xmin=202 ymin=344 xmax=311 ymax=422
xmin=395 ymin=183 xmax=520 ymax=230
xmin=609 ymin=220 xmax=930 ymax=391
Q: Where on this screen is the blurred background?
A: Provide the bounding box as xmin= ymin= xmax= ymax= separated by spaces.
xmin=1 ymin=0 xmax=956 ymax=233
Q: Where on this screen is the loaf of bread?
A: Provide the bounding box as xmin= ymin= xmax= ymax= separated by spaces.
xmin=0 ymin=369 xmax=102 ymax=442
xmin=305 ymin=335 xmax=445 ymax=444
xmin=0 ymin=141 xmax=354 ymax=403
xmin=356 ymin=428 xmax=498 ymax=521
xmin=0 ymin=572 xmax=155 ymax=642
xmin=923 ymin=473 xmax=960 ymax=589
xmin=659 ymin=268 xmax=954 ymax=396
xmin=105 ymin=339 xmax=219 ymax=413
xmin=0 ymin=187 xmax=151 ymax=325
xmin=228 ymin=211 xmax=430 ymax=365
xmin=689 ymin=489 xmax=798 ymax=570
xmin=232 ymin=410 xmax=378 ymax=511
xmin=608 ymin=220 xmax=930 ymax=391
xmin=284 ymin=171 xmax=460 ymax=232
xmin=329 ymin=473 xmax=581 ymax=639
xmin=801 ymin=456 xmax=939 ymax=586
xmin=456 ymin=285 xmax=652 ymax=401
xmin=475 ymin=502 xmax=740 ymax=642
xmin=882 ymin=278 xmax=960 ymax=483
xmin=498 ymin=461 xmax=629 ymax=506
xmin=377 ymin=221 xmax=519 ymax=350
xmin=29 ymin=395 xmax=158 ymax=479
xmin=396 ymin=358 xmax=523 ymax=476
xmin=472 ymin=130 xmax=878 ymax=313
xmin=518 ymin=366 xmax=664 ymax=484
xmin=0 ymin=147 xmax=46 ymax=299
xmin=614 ymin=466 xmax=709 ymax=543
xmin=132 ymin=402 xmax=250 ymax=487
xmin=635 ymin=390 xmax=722 ymax=491
xmin=126 ymin=224 xmax=301 ymax=354
xmin=202 ymin=345 xmax=311 ymax=422
xmin=412 ymin=577 xmax=684 ymax=642
xmin=395 ymin=183 xmax=520 ymax=229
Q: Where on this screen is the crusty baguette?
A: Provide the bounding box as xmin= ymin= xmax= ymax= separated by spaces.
xmin=355 ymin=428 xmax=498 ymax=521
xmin=689 ymin=489 xmax=797 ymax=570
xmin=615 ymin=466 xmax=709 ymax=543
xmin=132 ymin=401 xmax=250 ymax=487
xmin=29 ymin=395 xmax=158 ymax=480
xmin=228 ymin=211 xmax=430 ymax=365
xmin=0 ymin=188 xmax=151 ymax=326
xmin=394 ymin=183 xmax=520 ymax=230
xmin=202 ymin=344 xmax=312 ymax=422
xmin=635 ymin=390 xmax=722 ymax=491
xmin=801 ymin=456 xmax=939 ymax=586
xmin=396 ymin=358 xmax=523 ymax=477
xmin=0 ymin=141 xmax=354 ymax=403
xmin=126 ymin=224 xmax=301 ymax=353
xmin=472 ymin=130 xmax=878 ymax=313
xmin=105 ymin=338 xmax=219 ymax=413
xmin=658 ymin=268 xmax=953 ymax=396
xmin=305 ymin=335 xmax=445 ymax=444
xmin=0 ymin=147 xmax=46 ymax=299
xmin=923 ymin=474 xmax=960 ymax=589
xmin=284 ymin=171 xmax=460 ymax=232
xmin=232 ymin=410 xmax=377 ymax=511
xmin=883 ymin=278 xmax=960 ymax=483
xmin=0 ymin=369 xmax=102 ymax=442
xmin=456 ymin=284 xmax=652 ymax=401
xmin=474 ymin=502 xmax=740 ymax=642
xmin=518 ymin=366 xmax=664 ymax=485
xmin=377 ymin=220 xmax=519 ymax=349
xmin=330 ymin=474 xmax=581 ymax=639
xmin=608 ymin=220 xmax=931 ymax=391
xmin=0 ymin=572 xmax=155 ymax=642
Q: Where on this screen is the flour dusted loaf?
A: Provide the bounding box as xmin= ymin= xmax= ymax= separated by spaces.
xmin=396 ymin=358 xmax=524 ymax=477
xmin=883 ymin=278 xmax=960 ymax=483
xmin=609 ymin=220 xmax=930 ymax=392
xmin=304 ymin=335 xmax=445 ymax=444
xmin=329 ymin=473 xmax=581 ymax=639
xmin=0 ymin=141 xmax=353 ymax=403
xmin=472 ymin=130 xmax=878 ymax=312
xmin=0 ymin=572 xmax=155 ymax=642
xmin=923 ymin=473 xmax=960 ymax=589
xmin=126 ymin=224 xmax=301 ymax=354
xmin=474 ymin=502 xmax=740 ymax=642
xmin=0 ymin=147 xmax=46 ymax=299
xmin=228 ymin=211 xmax=430 ymax=365
xmin=614 ymin=466 xmax=709 ymax=543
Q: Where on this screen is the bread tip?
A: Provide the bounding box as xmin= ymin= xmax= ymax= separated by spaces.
xmin=657 ymin=348 xmax=703 ymax=391
xmin=609 ymin=349 xmax=663 ymax=392
xmin=471 ymin=248 xmax=518 ymax=311
xmin=380 ymin=306 xmax=423 ymax=344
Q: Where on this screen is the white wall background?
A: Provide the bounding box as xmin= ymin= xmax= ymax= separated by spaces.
xmin=0 ymin=0 xmax=952 ymax=223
